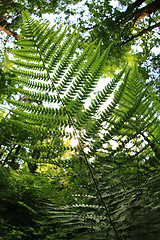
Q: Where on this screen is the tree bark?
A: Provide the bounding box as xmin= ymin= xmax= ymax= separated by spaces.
xmin=0 ymin=14 xmax=22 ymax=39
xmin=116 ymin=0 xmax=146 ymax=25
xmin=133 ymin=0 xmax=160 ymax=24
xmin=117 ymin=0 xmax=160 ymax=26
xmin=0 ymin=24 xmax=21 ymax=39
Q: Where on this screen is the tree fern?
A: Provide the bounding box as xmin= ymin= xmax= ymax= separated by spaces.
xmin=6 ymin=12 xmax=160 ymax=240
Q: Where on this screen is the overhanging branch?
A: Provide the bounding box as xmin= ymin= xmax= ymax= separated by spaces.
xmin=121 ymin=22 xmax=160 ymax=45
xmin=133 ymin=0 xmax=160 ymax=24
xmin=0 ymin=24 xmax=22 ymax=40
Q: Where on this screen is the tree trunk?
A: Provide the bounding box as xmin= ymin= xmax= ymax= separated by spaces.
xmin=0 ymin=147 xmax=5 ymax=159
xmin=10 ymin=145 xmax=22 ymax=169
xmin=27 ymin=149 xmax=40 ymax=173
xmin=2 ymin=145 xmax=15 ymax=166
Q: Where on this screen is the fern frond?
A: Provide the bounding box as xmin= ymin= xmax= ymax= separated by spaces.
xmin=10 ymin=61 xmax=44 ymax=70
xmin=9 ymin=86 xmax=60 ymax=103
xmin=8 ymin=118 xmax=67 ymax=138
xmin=6 ymin=12 xmax=160 ymax=240
xmin=8 ymin=68 xmax=49 ymax=81
xmin=9 ymin=108 xmax=70 ymax=128
xmin=10 ymin=78 xmax=55 ymax=93
xmin=7 ymin=99 xmax=66 ymax=116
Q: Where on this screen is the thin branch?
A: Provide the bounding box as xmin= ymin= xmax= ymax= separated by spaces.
xmin=0 ymin=217 xmax=15 ymax=227
xmin=121 ymin=22 xmax=160 ymax=45
xmin=83 ymin=24 xmax=98 ymax=31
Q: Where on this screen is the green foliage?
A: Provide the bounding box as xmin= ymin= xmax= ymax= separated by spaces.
xmin=4 ymin=12 xmax=160 ymax=240
xmin=0 ymin=162 xmax=71 ymax=240
xmin=0 ymin=164 xmax=40 ymax=239
xmin=0 ymin=66 xmax=15 ymax=103
xmin=52 ymin=0 xmax=160 ymax=87
xmin=0 ymin=0 xmax=58 ymax=29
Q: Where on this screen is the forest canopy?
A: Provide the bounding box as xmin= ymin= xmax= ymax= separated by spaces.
xmin=0 ymin=1 xmax=160 ymax=240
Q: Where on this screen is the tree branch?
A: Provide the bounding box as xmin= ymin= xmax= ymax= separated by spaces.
xmin=0 ymin=24 xmax=22 ymax=39
xmin=133 ymin=0 xmax=160 ymax=24
xmin=116 ymin=0 xmax=146 ymax=25
xmin=83 ymin=24 xmax=98 ymax=31
xmin=121 ymin=22 xmax=160 ymax=45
